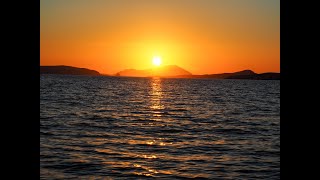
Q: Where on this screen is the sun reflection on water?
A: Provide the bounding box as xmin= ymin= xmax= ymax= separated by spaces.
xmin=150 ymin=77 xmax=164 ymax=114
xmin=95 ymin=78 xmax=176 ymax=178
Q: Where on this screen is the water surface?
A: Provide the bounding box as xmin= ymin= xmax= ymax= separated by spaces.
xmin=40 ymin=75 xmax=280 ymax=179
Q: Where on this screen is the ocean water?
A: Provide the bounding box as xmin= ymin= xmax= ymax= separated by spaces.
xmin=40 ymin=75 xmax=280 ymax=179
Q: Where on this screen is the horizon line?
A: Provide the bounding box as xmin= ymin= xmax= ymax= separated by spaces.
xmin=40 ymin=64 xmax=280 ymax=75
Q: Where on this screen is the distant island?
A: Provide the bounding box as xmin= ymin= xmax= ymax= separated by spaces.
xmin=40 ymin=66 xmax=100 ymax=75
xmin=40 ymin=65 xmax=279 ymax=80
xmin=170 ymin=69 xmax=280 ymax=80
xmin=115 ymin=65 xmax=280 ymax=80
xmin=116 ymin=65 xmax=192 ymax=77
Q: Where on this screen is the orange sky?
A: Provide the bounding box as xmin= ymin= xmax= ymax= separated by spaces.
xmin=40 ymin=0 xmax=280 ymax=75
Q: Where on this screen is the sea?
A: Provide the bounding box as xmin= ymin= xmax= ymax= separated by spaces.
xmin=40 ymin=75 xmax=280 ymax=179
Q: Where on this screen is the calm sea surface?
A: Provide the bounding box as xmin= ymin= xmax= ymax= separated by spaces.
xmin=40 ymin=75 xmax=280 ymax=179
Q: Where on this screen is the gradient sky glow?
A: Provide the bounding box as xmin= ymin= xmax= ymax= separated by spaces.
xmin=40 ymin=0 xmax=280 ymax=75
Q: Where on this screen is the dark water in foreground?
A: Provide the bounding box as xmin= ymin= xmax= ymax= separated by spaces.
xmin=40 ymin=75 xmax=280 ymax=179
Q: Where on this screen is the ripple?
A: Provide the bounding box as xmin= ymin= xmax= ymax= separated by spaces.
xmin=41 ymin=75 xmax=280 ymax=179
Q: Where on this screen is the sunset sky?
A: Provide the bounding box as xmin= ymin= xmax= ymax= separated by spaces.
xmin=40 ymin=0 xmax=280 ymax=75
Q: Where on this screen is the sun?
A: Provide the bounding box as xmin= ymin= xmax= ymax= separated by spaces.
xmin=152 ymin=56 xmax=162 ymax=66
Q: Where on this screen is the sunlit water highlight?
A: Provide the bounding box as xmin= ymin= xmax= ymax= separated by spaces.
xmin=40 ymin=75 xmax=280 ymax=179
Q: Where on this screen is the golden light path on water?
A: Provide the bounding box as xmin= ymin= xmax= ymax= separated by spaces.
xmin=150 ymin=77 xmax=164 ymax=117
xmin=100 ymin=77 xmax=174 ymax=177
xmin=133 ymin=77 xmax=170 ymax=177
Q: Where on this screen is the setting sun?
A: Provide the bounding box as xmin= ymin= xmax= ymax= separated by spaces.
xmin=41 ymin=0 xmax=279 ymax=74
xmin=152 ymin=56 xmax=162 ymax=66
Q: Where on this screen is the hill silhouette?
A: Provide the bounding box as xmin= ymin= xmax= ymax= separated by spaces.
xmin=117 ymin=66 xmax=279 ymax=80
xmin=40 ymin=65 xmax=279 ymax=80
xmin=172 ymin=70 xmax=279 ymax=80
xmin=226 ymin=72 xmax=280 ymax=80
xmin=116 ymin=65 xmax=192 ymax=77
xmin=40 ymin=66 xmax=100 ymax=75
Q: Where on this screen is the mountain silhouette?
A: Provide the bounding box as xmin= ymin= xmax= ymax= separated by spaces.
xmin=116 ymin=66 xmax=279 ymax=80
xmin=40 ymin=66 xmax=100 ymax=75
xmin=200 ymin=69 xmax=256 ymax=79
xmin=173 ymin=69 xmax=279 ymax=80
xmin=226 ymin=72 xmax=280 ymax=80
xmin=40 ymin=65 xmax=279 ymax=80
xmin=116 ymin=65 xmax=192 ymax=77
